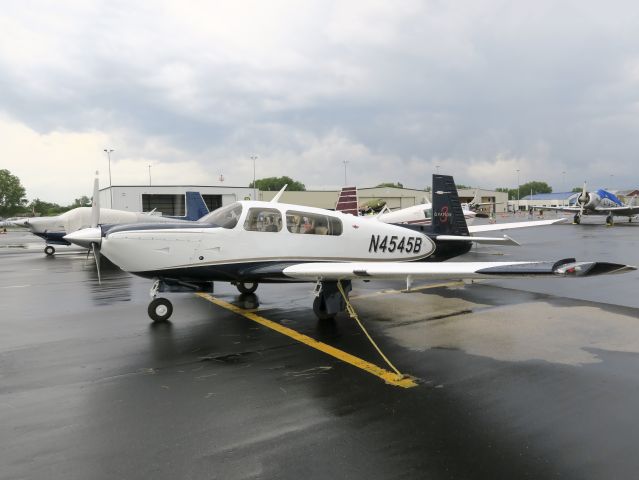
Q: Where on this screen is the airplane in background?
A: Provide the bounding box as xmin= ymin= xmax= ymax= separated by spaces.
xmin=14 ymin=177 xmax=209 ymax=255
xmin=538 ymin=183 xmax=639 ymax=225
xmin=336 ymin=185 xmax=477 ymax=225
xmin=65 ymin=175 xmax=634 ymax=323
xmin=336 ymin=186 xmax=564 ymax=236
xmin=463 ymin=189 xmax=505 ymax=218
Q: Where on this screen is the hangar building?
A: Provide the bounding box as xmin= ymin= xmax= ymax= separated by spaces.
xmin=99 ymin=185 xmax=507 ymax=215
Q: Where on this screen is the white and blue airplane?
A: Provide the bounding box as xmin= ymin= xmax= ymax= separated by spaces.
xmin=542 ymin=183 xmax=639 ymax=225
xmin=65 ymin=175 xmax=635 ymax=323
xmin=14 ymin=177 xmax=209 ymax=255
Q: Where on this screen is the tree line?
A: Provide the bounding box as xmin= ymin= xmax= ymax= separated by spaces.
xmin=0 ymin=169 xmax=90 ymax=217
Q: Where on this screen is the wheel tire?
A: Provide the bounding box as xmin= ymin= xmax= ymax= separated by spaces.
xmin=313 ymin=296 xmax=336 ymax=321
xmin=237 ymin=281 xmax=258 ymax=294
xmin=148 ymin=298 xmax=173 ymax=322
xmin=606 ymin=216 xmax=614 ymax=226
xmin=44 ymin=245 xmax=55 ymax=256
xmin=573 ymin=215 xmax=581 ymax=225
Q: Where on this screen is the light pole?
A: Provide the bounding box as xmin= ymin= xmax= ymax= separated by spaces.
xmin=103 ymin=148 xmax=114 ymax=207
xmin=562 ymin=170 xmax=566 ymax=206
xmin=516 ymin=169 xmax=520 ymax=212
xmin=148 ymin=164 xmax=152 ymax=186
xmin=250 ymin=155 xmax=258 ymax=200
xmin=436 ymin=165 xmax=440 ymax=174
xmin=343 ymin=160 xmax=348 ymax=185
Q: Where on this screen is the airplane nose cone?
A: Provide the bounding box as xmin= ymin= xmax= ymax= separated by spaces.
xmin=64 ymin=227 xmax=102 ymax=248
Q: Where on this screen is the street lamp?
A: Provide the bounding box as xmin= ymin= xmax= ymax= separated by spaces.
xmin=103 ymin=148 xmax=114 ymax=207
xmin=250 ymin=155 xmax=258 ymax=200
xmin=343 ymin=160 xmax=348 ymax=185
xmin=148 ymin=164 xmax=152 ymax=186
xmin=516 ymin=168 xmax=520 ymax=212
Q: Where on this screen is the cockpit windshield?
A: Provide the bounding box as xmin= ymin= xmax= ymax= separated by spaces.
xmin=198 ymin=202 xmax=243 ymax=228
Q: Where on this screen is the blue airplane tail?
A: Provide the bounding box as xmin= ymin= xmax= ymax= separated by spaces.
xmin=183 ymin=192 xmax=209 ymax=220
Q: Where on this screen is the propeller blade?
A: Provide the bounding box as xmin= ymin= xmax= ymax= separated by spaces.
xmin=92 ymin=242 xmax=101 ymax=285
xmin=91 ymin=174 xmax=100 ymax=228
xmin=579 ymin=181 xmax=587 ymax=216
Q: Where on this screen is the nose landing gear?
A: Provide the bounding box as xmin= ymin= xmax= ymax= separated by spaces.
xmin=44 ymin=245 xmax=55 ymax=256
xmin=148 ymin=297 xmax=173 ymax=322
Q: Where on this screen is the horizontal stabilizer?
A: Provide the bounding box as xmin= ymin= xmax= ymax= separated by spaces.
xmin=469 ymin=217 xmax=566 ymax=233
xmin=436 ymin=234 xmax=520 ymax=246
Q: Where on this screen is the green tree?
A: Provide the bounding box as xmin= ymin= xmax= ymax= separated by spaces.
xmin=0 ymin=169 xmax=27 ymax=217
xmin=375 ymin=182 xmax=404 ymax=188
xmin=249 ymin=176 xmax=306 ymax=191
xmin=29 ymin=198 xmax=67 ymax=216
xmin=496 ymin=181 xmax=552 ymax=200
xmin=455 ymin=184 xmax=472 ymax=190
xmin=72 ymin=196 xmax=91 ymax=207
xmin=572 ymin=186 xmax=584 ymax=193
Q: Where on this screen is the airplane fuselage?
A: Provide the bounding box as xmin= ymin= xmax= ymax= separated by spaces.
xmin=98 ymin=201 xmax=468 ymax=282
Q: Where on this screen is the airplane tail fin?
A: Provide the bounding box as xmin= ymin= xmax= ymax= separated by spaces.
xmin=184 ymin=192 xmax=209 ymax=220
xmin=335 ymin=186 xmax=359 ymax=215
xmin=431 ymin=174 xmax=470 ymax=236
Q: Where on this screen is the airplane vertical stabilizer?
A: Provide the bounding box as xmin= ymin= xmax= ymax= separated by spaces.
xmin=184 ymin=192 xmax=209 ymax=220
xmin=335 ymin=187 xmax=359 ymax=215
xmin=431 ymin=175 xmax=470 ymax=237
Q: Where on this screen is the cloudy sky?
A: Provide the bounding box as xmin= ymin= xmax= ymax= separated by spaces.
xmin=1 ymin=1 xmax=639 ymax=204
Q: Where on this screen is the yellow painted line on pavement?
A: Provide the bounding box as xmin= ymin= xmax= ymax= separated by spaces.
xmin=196 ymin=292 xmax=417 ymax=388
xmin=351 ymin=280 xmax=465 ymax=300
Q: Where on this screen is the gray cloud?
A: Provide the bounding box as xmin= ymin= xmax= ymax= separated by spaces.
xmin=2 ymin=0 xmax=639 ymax=203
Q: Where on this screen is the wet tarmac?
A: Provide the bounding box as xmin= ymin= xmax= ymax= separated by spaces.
xmin=1 ymin=220 xmax=639 ymax=479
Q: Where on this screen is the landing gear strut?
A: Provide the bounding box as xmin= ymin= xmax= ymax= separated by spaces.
xmin=44 ymin=245 xmax=55 ymax=256
xmin=312 ymin=280 xmax=352 ymax=320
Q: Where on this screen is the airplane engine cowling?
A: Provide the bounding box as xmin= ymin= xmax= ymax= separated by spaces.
xmin=577 ymin=191 xmax=600 ymax=210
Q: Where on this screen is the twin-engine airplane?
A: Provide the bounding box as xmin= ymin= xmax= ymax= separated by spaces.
xmin=65 ymin=175 xmax=635 ymax=323
xmin=541 ymin=183 xmax=639 ymax=225
xmin=14 ymin=179 xmax=209 ymax=255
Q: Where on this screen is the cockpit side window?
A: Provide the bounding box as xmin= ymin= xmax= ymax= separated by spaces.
xmin=198 ymin=202 xmax=243 ymax=229
xmin=243 ymin=208 xmax=283 ymax=232
xmin=285 ymin=210 xmax=342 ymax=236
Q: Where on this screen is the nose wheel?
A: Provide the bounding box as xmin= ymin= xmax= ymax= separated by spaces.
xmin=44 ymin=245 xmax=55 ymax=256
xmin=148 ymin=297 xmax=173 ymax=322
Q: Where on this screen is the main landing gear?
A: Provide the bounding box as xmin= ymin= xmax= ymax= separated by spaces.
xmin=44 ymin=245 xmax=55 ymax=256
xmin=573 ymin=213 xmax=581 ymax=225
xmin=606 ymin=214 xmax=614 ymax=226
xmin=312 ymin=280 xmax=352 ymax=321
xmin=235 ymin=281 xmax=258 ymax=294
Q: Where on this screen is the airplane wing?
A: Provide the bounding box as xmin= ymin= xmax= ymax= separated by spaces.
xmin=591 ymin=206 xmax=639 ymax=216
xmin=282 ymin=259 xmax=635 ymax=281
xmin=468 ymin=218 xmax=566 ymax=233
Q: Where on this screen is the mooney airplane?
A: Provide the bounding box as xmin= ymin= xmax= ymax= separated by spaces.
xmin=14 ymin=178 xmax=209 ymax=255
xmin=540 ymin=183 xmax=639 ymax=225
xmin=65 ymin=175 xmax=634 ymax=323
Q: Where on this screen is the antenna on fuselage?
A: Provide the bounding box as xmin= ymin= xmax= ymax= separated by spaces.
xmin=270 ymin=184 xmax=288 ymax=203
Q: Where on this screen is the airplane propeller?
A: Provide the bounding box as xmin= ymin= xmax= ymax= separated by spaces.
xmin=577 ymin=181 xmax=588 ymax=218
xmin=89 ymin=174 xmax=102 ymax=284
